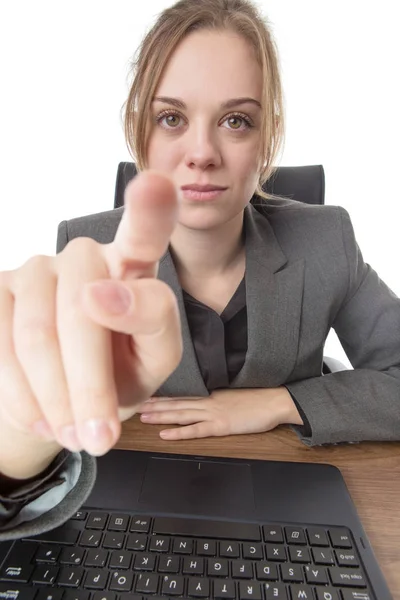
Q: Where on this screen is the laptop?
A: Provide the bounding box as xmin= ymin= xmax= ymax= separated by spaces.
xmin=0 ymin=449 xmax=393 ymax=599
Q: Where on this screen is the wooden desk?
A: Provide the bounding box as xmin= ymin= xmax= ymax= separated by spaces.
xmin=116 ymin=417 xmax=400 ymax=599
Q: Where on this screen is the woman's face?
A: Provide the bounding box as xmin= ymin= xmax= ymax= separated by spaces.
xmin=146 ymin=29 xmax=263 ymax=231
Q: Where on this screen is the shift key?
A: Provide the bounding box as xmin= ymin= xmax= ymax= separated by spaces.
xmin=0 ymin=583 xmax=37 ymax=600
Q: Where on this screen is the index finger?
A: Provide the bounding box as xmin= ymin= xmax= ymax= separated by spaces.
xmin=104 ymin=170 xmax=180 ymax=280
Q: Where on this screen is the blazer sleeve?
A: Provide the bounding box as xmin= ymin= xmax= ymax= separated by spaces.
xmin=286 ymin=207 xmax=400 ymax=446
xmin=0 ymin=452 xmax=96 ymax=541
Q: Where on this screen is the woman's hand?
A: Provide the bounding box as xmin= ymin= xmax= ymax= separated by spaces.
xmin=137 ymin=387 xmax=303 ymax=440
xmin=0 ymin=171 xmax=182 ymax=478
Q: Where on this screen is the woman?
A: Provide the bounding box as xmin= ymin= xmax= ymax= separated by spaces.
xmin=1 ymin=0 xmax=399 ymax=540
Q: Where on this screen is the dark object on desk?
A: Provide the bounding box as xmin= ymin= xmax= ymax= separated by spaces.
xmin=0 ymin=449 xmax=392 ymax=599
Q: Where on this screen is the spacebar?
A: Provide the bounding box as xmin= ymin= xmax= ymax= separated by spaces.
xmin=153 ymin=516 xmax=260 ymax=541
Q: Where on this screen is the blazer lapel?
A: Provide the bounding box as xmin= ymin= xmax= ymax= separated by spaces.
xmin=156 ymin=252 xmax=209 ymax=397
xmin=231 ymin=204 xmax=305 ymax=388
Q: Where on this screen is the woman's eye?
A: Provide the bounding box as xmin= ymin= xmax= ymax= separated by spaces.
xmin=222 ymin=114 xmax=253 ymax=131
xmin=227 ymin=117 xmax=241 ymax=129
xmin=157 ymin=112 xmax=182 ymax=129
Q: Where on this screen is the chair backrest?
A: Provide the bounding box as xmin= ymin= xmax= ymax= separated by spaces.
xmin=113 ymin=162 xmax=325 ymax=209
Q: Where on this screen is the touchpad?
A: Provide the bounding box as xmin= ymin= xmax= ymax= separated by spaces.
xmin=139 ymin=457 xmax=255 ymax=514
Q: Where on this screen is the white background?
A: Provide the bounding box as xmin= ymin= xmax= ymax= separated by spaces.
xmin=0 ymin=1 xmax=399 ymax=366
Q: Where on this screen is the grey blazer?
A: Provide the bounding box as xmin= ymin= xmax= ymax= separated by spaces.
xmin=1 ymin=197 xmax=399 ymax=540
xmin=56 ymin=197 xmax=400 ymax=446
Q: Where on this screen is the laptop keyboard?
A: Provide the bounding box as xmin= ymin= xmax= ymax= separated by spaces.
xmin=0 ymin=510 xmax=374 ymax=600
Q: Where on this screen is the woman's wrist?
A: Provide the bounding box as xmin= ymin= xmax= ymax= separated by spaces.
xmin=272 ymin=386 xmax=304 ymax=426
xmin=0 ymin=425 xmax=62 ymax=480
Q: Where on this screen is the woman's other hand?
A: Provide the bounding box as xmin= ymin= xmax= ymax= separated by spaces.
xmin=138 ymin=387 xmax=303 ymax=440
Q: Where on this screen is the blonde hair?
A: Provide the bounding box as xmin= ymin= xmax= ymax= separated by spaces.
xmin=123 ymin=0 xmax=285 ymax=201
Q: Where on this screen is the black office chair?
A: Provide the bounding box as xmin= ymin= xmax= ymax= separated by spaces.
xmin=113 ymin=162 xmax=325 ymax=209
xmin=113 ymin=161 xmax=346 ymax=374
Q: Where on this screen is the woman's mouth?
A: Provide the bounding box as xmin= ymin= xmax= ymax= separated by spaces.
xmin=180 ymin=184 xmax=228 ymax=201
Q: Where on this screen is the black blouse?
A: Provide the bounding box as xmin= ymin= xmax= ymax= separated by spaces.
xmin=182 ymin=277 xmax=247 ymax=390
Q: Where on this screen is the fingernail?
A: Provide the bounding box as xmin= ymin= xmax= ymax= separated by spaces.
xmin=79 ymin=419 xmax=115 ymax=456
xmin=140 ymin=413 xmax=151 ymax=420
xmin=32 ymin=419 xmax=54 ymax=441
xmin=89 ymin=282 xmax=133 ymax=315
xmin=59 ymin=424 xmax=82 ymax=451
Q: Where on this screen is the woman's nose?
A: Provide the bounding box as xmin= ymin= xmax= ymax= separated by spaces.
xmin=183 ymin=124 xmax=222 ymax=170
